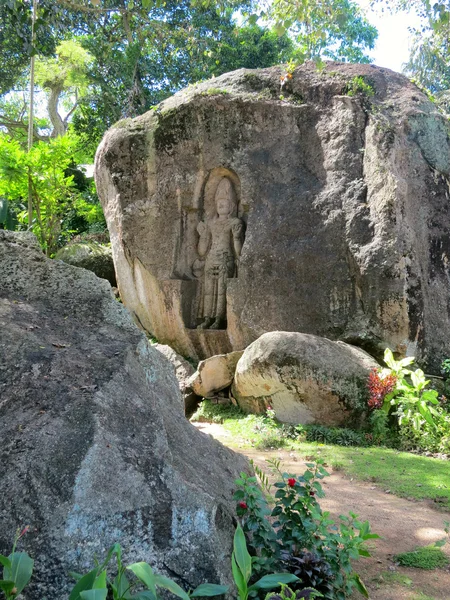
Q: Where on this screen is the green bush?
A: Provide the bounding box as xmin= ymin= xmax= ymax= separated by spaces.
xmin=303 ymin=426 xmax=368 ymax=447
xmin=367 ymin=349 xmax=450 ymax=454
xmin=234 ymin=460 xmax=378 ymax=599
xmin=190 ymin=400 xmax=245 ymax=423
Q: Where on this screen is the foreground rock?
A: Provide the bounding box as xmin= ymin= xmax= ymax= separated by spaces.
xmin=188 ymin=351 xmax=243 ymax=398
xmin=231 ymin=332 xmax=379 ymax=425
xmin=0 ymin=231 xmax=248 ymax=599
xmin=96 ymin=63 xmax=450 ymax=369
xmin=54 ymin=241 xmax=116 ymax=286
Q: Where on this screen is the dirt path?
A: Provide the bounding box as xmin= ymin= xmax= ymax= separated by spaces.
xmin=193 ymin=423 xmax=450 ymax=600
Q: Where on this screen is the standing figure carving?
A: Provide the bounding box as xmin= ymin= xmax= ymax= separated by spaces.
xmin=195 ymin=177 xmax=244 ymax=329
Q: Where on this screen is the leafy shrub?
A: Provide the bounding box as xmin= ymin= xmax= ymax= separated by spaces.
xmin=190 ymin=399 xmax=244 ymax=423
xmin=231 ymin=525 xmax=301 ymax=600
xmin=0 ymin=528 xmax=33 ymax=600
xmin=367 ymin=349 xmax=450 ymax=454
xmin=265 ymin=584 xmax=323 ymax=600
xmin=395 ymin=546 xmax=449 ymax=570
xmin=304 ymin=426 xmax=367 ymax=448
xmin=280 ymin=551 xmax=333 ymax=598
xmin=234 ymin=460 xmax=378 ymax=599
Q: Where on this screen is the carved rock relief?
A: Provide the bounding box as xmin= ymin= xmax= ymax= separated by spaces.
xmin=173 ymin=168 xmax=246 ymax=330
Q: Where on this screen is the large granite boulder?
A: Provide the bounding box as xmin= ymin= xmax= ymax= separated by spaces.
xmin=188 ymin=351 xmax=243 ymax=398
xmin=0 ymin=231 xmax=248 ymax=599
xmin=231 ymin=331 xmax=380 ymax=425
xmin=54 ymin=241 xmax=117 ymax=286
xmin=95 ymin=63 xmax=450 ymax=369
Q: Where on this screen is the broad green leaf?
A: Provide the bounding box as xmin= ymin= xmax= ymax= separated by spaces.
xmin=398 ymin=356 xmax=415 ymax=367
xmin=113 ymin=571 xmax=132 ymax=599
xmin=127 ymin=563 xmax=156 ymax=597
xmin=130 ymin=592 xmax=156 ymax=600
xmin=93 ymin=571 xmax=107 ymax=589
xmin=0 ymin=580 xmax=15 ymax=594
xmin=233 ymin=525 xmax=252 ymax=584
xmin=418 ymin=401 xmax=435 ymax=427
xmin=154 ymin=574 xmax=189 ymax=600
xmin=383 ymin=348 xmax=396 ymax=368
xmin=422 ymin=390 xmax=439 ymax=403
xmin=80 ymin=589 xmax=108 ymax=600
xmin=69 ymin=569 xmax=98 ymax=600
xmin=362 ymin=533 xmax=380 ymax=540
xmin=190 ymin=583 xmax=229 ymax=597
xmin=0 ymin=555 xmax=11 ymax=569
xmin=248 ymin=573 xmax=299 ymax=591
xmin=4 ymin=552 xmax=34 ymax=595
xmin=97 ymin=542 xmax=122 ymax=572
xmin=411 ymin=369 xmax=428 ymax=390
xmin=231 ymin=553 xmax=246 ymax=599
xmin=352 ymin=573 xmax=369 ymax=599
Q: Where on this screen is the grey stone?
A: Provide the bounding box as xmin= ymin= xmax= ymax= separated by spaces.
xmin=95 ymin=63 xmax=450 ymax=370
xmin=0 ymin=231 xmax=248 ymax=599
xmin=231 ymin=331 xmax=379 ymax=425
xmin=152 ymin=342 xmax=200 ymax=414
xmin=188 ymin=351 xmax=243 ymax=398
xmin=54 ymin=241 xmax=117 ymax=286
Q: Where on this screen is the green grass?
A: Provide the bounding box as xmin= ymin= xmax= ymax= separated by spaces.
xmin=191 ymin=401 xmax=450 ymax=508
xmin=304 ymin=444 xmax=450 ymax=509
xmin=395 ymin=546 xmax=449 ymax=570
xmin=375 ymin=571 xmax=413 ymax=587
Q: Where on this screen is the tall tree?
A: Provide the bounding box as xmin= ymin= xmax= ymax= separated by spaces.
xmin=254 ymin=0 xmax=378 ymax=63
xmin=35 ymin=39 xmax=93 ymax=137
xmin=372 ymin=1 xmax=450 ymax=95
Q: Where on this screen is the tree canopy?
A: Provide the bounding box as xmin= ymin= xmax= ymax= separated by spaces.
xmin=1 ymin=0 xmax=379 ymax=151
xmin=372 ymin=0 xmax=450 ymax=98
xmin=0 ymin=0 xmax=380 ymax=254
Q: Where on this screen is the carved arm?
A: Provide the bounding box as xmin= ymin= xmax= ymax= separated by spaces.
xmin=231 ymin=221 xmax=244 ymax=257
xmin=197 ymin=220 xmax=210 ymax=258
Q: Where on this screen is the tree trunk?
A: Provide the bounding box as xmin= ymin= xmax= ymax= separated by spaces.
xmin=48 ymin=85 xmax=66 ymax=137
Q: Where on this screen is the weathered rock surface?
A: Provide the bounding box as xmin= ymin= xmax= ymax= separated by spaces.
xmin=188 ymin=351 xmax=243 ymax=398
xmin=153 ymin=342 xmax=199 ymax=414
xmin=231 ymin=331 xmax=379 ymax=425
xmin=0 ymin=231 xmax=248 ymax=599
xmin=54 ymin=241 xmax=117 ymax=286
xmin=95 ymin=63 xmax=450 ymax=369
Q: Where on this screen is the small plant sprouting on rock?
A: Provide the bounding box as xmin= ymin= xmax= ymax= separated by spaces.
xmin=202 ymin=87 xmax=229 ymax=97
xmin=346 ymin=76 xmax=375 ymax=98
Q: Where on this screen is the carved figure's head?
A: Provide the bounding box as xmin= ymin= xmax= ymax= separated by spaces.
xmin=215 ymin=178 xmax=236 ymax=217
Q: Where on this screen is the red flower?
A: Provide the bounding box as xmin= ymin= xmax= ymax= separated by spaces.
xmin=367 ymin=369 xmax=397 ymax=409
xmin=287 ymin=478 xmax=296 ymax=488
xmin=309 ymin=491 xmax=315 ymax=496
xmin=238 ymin=501 xmax=248 ymax=509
